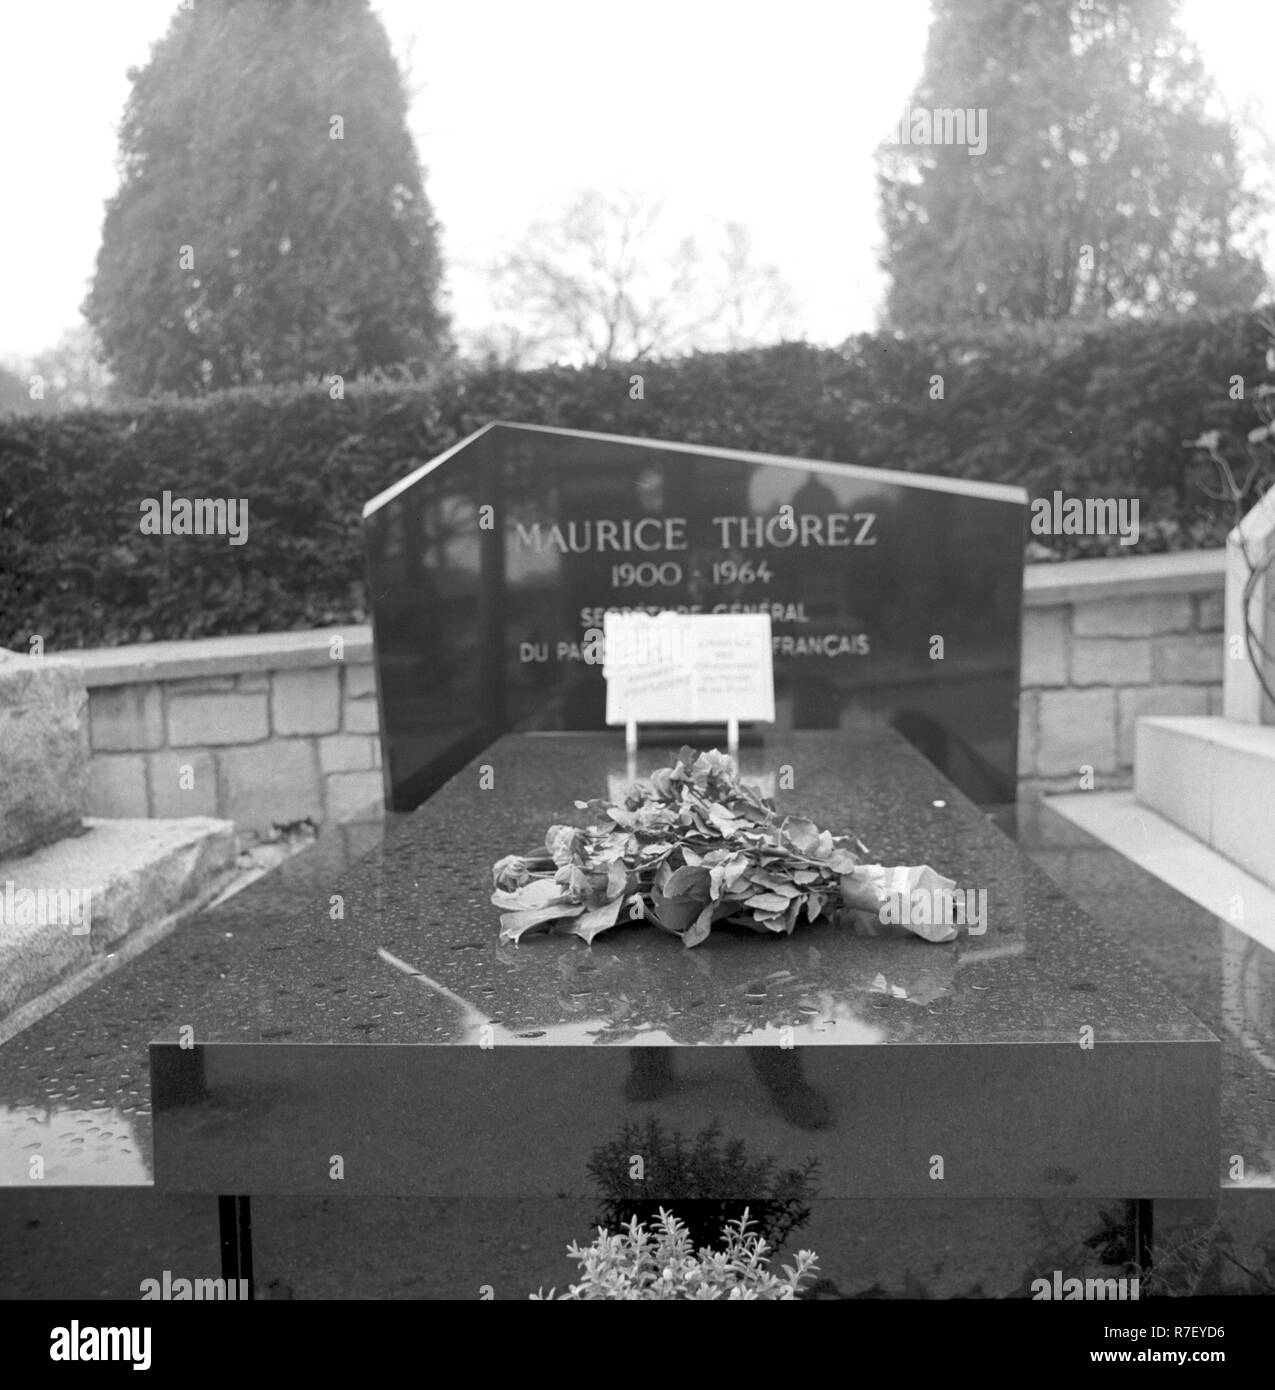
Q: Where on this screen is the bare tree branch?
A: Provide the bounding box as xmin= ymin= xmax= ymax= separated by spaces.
xmin=476 ymin=190 xmax=800 ymax=367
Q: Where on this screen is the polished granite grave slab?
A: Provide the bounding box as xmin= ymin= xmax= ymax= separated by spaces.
xmin=1019 ymin=797 xmax=1275 ymax=1188
xmin=146 ymin=731 xmax=1219 ymax=1200
xmin=363 ymin=422 xmax=1027 ymax=808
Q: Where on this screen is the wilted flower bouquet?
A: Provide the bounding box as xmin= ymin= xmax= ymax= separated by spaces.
xmin=491 ymin=747 xmax=960 ymax=949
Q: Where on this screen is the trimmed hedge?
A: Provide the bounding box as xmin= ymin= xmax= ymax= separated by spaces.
xmin=1 ymin=312 xmax=1268 ymax=649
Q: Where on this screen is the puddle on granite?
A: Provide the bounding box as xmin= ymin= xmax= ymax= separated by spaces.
xmin=0 ymin=1103 xmax=151 ymax=1185
xmin=1221 ymin=924 xmax=1275 ymax=1077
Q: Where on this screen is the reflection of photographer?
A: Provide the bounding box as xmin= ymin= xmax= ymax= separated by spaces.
xmin=624 ymin=1047 xmax=832 ymax=1130
xmin=783 ymin=472 xmax=845 ymax=729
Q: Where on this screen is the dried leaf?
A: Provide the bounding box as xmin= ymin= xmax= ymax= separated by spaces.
xmin=664 ymin=864 xmax=711 ymax=899
xmin=572 ymin=895 xmax=626 ymax=945
xmin=499 ymin=903 xmax=584 ymax=943
xmin=682 ymin=903 xmax=714 ymax=949
xmin=745 ymin=891 xmax=791 ymax=913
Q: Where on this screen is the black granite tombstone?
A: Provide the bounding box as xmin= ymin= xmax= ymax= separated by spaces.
xmin=145 ymin=731 xmax=1220 ymax=1202
xmin=363 ymin=422 xmax=1028 ymax=811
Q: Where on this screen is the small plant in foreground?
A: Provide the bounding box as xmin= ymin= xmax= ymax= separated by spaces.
xmin=531 ymin=1208 xmax=819 ymax=1300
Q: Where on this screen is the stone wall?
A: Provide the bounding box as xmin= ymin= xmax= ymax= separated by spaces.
xmin=50 ymin=551 xmax=1226 ymax=832
xmin=53 ymin=629 xmax=382 ymax=838
xmin=1019 ymin=550 xmax=1225 ymax=798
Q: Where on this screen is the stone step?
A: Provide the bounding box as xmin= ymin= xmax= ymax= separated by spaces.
xmin=0 ymin=817 xmax=237 ymax=1031
xmin=1042 ymin=788 xmax=1275 ymax=958
xmin=1135 ymin=716 xmax=1275 ymax=894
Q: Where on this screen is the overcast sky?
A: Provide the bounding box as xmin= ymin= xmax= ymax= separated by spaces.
xmin=1 ymin=0 xmax=1272 ymax=367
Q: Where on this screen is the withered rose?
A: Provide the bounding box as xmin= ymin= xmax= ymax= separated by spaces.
xmin=491 ymin=746 xmax=962 ymax=950
xmin=491 ymin=854 xmax=531 ymax=892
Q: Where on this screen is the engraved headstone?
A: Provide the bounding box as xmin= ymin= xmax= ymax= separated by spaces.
xmin=363 ymin=423 xmax=1028 ymax=808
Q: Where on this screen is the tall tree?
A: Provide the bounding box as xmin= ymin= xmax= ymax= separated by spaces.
xmin=877 ymin=0 xmax=1266 ymax=329
xmin=86 ymin=0 xmax=449 ymax=395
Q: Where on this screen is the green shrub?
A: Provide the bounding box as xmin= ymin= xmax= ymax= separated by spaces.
xmin=532 ymin=1207 xmax=819 ymax=1300
xmin=3 ymin=310 xmax=1268 ymax=650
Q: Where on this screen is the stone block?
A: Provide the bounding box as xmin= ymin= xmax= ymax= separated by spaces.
xmin=1072 ymin=594 xmax=1192 ymax=637
xmin=325 ymin=771 xmax=385 ymax=823
xmin=89 ymin=683 xmax=164 ymax=751
xmin=344 ymin=698 xmax=380 ymax=734
xmin=318 ymin=734 xmax=378 ymax=773
xmin=1017 ymin=691 xmax=1038 ymax=778
xmin=1195 ymin=591 xmax=1224 ymax=632
xmin=237 ymin=673 xmax=270 ymax=693
xmin=344 ymin=663 xmax=378 ymax=699
xmin=1116 ymin=685 xmax=1209 ymax=767
xmin=1134 ymin=717 xmax=1275 ymax=892
xmin=219 ymin=741 xmax=321 ymax=834
xmin=0 ymin=903 xmax=92 ymax=1017
xmin=0 ymin=816 xmax=237 ymax=1015
xmin=86 ymin=753 xmax=149 ymax=818
xmin=1070 ymin=637 xmax=1151 ymax=687
xmin=148 ymin=750 xmax=219 ymax=818
xmin=1208 ymin=735 xmax=1275 ymax=891
xmin=272 ymin=666 xmax=341 ymax=736
xmin=167 ymin=691 xmax=268 ymax=746
xmin=167 ymin=676 xmax=237 ymax=694
xmin=1036 ymin=689 xmax=1117 ymax=777
xmin=1134 ymin=719 xmax=1214 ymax=845
xmin=1152 ymin=635 xmax=1224 ymax=684
xmin=0 ymin=650 xmax=88 ymax=857
xmin=1020 ymin=608 xmax=1068 ymax=687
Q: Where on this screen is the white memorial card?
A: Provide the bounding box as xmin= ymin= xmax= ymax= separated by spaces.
xmin=604 ymin=611 xmax=775 ymax=725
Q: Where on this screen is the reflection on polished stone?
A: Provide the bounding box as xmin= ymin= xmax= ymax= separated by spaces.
xmin=625 ymin=1049 xmax=832 ymax=1129
xmin=1 ymin=1102 xmax=149 ymax=1185
xmin=363 ymin=423 xmax=1028 ymax=808
xmin=150 ymin=730 xmax=1220 ymax=1200
xmin=1221 ymin=930 xmax=1275 ymax=1084
xmin=150 ymin=1038 xmax=1215 ymax=1199
xmin=1016 ymin=795 xmax=1275 ymax=1187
